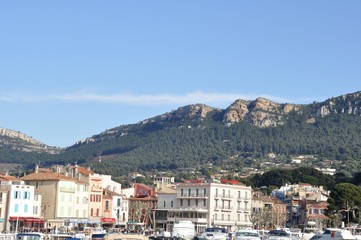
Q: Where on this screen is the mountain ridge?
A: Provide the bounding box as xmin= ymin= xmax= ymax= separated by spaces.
xmin=2 ymin=90 xmax=361 ymax=177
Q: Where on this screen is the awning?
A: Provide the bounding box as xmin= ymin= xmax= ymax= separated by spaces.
xmin=9 ymin=217 xmax=44 ymax=223
xmin=101 ymin=218 xmax=115 ymax=223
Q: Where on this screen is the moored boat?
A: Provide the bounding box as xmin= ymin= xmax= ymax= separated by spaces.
xmin=172 ymin=220 xmax=196 ymax=240
xmin=196 ymin=227 xmax=228 ymax=240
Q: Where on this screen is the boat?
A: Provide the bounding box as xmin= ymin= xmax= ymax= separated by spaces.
xmin=172 ymin=220 xmax=196 ymax=240
xmin=196 ymin=227 xmax=228 ymax=240
xmin=234 ymin=229 xmax=261 ymax=240
xmin=264 ymin=230 xmax=291 ymax=240
xmin=15 ymin=232 xmax=49 ymax=240
xmin=90 ymin=227 xmax=107 ymax=239
xmin=309 ymin=228 xmax=356 ymax=240
xmin=301 ymin=222 xmax=322 ymax=240
xmin=345 ymin=226 xmax=361 ymax=240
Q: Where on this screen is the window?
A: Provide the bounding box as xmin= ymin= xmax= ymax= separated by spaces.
xmin=221 ymin=214 xmax=224 ymax=220
xmin=171 ymin=201 xmax=173 ymax=207
xmin=245 ymin=192 xmax=248 ymax=199
xmin=195 ymin=199 xmax=198 ymax=206
xmin=188 ymin=199 xmax=190 ymax=206
xmin=14 ymin=191 xmax=19 ymax=199
xmin=163 ymin=201 xmax=166 ymax=208
xmin=228 ymin=214 xmax=230 ymax=221
xmin=237 ymin=201 xmax=241 ymax=210
xmin=14 ymin=204 xmax=19 ymax=213
xmin=216 ymin=189 xmax=218 ymax=197
xmin=203 ymin=199 xmax=206 ymax=207
xmin=203 ymin=188 xmax=206 ymax=196
xmin=223 ymin=189 xmax=225 ymax=197
xmin=237 ymin=214 xmax=240 ymax=221
xmin=181 ymin=189 xmax=184 ymax=196
xmin=238 ymin=191 xmax=241 ymax=198
xmin=33 ymin=206 xmax=38 ymax=215
xmin=117 ymin=199 xmax=121 ymax=207
xmin=90 ymin=208 xmax=94 ymax=216
xmin=24 ymin=204 xmax=28 ymax=213
xmin=96 ymin=208 xmax=100 ymax=216
xmin=214 ymin=214 xmax=218 ymax=220
xmin=180 ymin=199 xmax=183 ymax=207
xmin=188 ymin=189 xmax=191 ymax=196
xmin=0 ymin=193 xmax=2 ymax=203
xmin=196 ymin=188 xmax=199 ymax=197
xmin=105 ymin=201 xmax=109 ymax=210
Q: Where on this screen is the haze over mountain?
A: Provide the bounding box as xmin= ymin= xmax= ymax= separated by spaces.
xmin=1 ymin=91 xmax=361 ymax=176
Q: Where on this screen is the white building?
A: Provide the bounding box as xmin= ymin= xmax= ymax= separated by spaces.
xmin=1 ymin=175 xmax=42 ymax=233
xmin=112 ymin=194 xmax=128 ymax=227
xmin=157 ymin=181 xmax=252 ymax=233
xmin=102 ymin=175 xmax=122 ymax=194
xmin=154 ymin=176 xmax=175 ymax=186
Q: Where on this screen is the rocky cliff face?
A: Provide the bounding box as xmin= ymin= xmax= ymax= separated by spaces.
xmin=223 ymin=97 xmax=302 ymax=127
xmin=141 ymin=104 xmax=219 ymax=125
xmin=316 ymin=91 xmax=361 ymax=117
xmin=0 ymin=128 xmax=60 ymax=153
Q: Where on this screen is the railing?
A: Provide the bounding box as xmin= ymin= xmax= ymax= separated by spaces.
xmin=59 ymin=187 xmax=76 ymax=192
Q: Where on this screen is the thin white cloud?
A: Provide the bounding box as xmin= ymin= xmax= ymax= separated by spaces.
xmin=0 ymin=90 xmax=309 ymax=106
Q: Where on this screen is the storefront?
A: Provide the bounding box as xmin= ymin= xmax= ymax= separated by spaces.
xmin=9 ymin=216 xmax=44 ymax=232
xmin=101 ymin=218 xmax=115 ymax=229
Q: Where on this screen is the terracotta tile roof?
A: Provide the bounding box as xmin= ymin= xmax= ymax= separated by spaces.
xmin=0 ymin=174 xmax=21 ymax=181
xmin=21 ymin=172 xmax=78 ymax=182
xmin=77 ymin=167 xmax=94 ymax=175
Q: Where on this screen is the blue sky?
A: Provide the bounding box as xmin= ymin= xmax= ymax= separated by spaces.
xmin=1 ymin=1 xmax=360 ymax=148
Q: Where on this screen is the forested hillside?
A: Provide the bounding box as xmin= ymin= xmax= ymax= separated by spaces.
xmin=1 ymin=91 xmax=361 ymax=177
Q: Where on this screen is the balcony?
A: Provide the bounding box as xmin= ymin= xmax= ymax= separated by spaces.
xmin=91 ymin=186 xmax=103 ymax=192
xmin=60 ymin=186 xmax=76 ymax=192
xmin=177 ymin=193 xmax=208 ymax=198
xmin=214 ymin=194 xmax=234 ymax=199
xmin=215 ymin=206 xmax=232 ymax=212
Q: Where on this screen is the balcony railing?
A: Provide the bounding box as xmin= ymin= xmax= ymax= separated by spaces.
xmin=60 ymin=186 xmax=76 ymax=192
xmin=177 ymin=193 xmax=208 ymax=198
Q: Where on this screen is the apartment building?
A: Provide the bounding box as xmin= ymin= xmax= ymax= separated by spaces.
xmin=21 ymin=166 xmax=89 ymax=231
xmin=0 ymin=174 xmax=42 ymax=233
xmin=157 ymin=181 xmax=252 ymax=233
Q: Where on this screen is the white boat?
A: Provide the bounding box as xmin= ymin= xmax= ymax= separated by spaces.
xmin=196 ymin=227 xmax=228 ymax=240
xmin=90 ymin=227 xmax=107 ymax=239
xmin=172 ymin=221 xmax=196 ymax=240
xmin=234 ymin=229 xmax=261 ymax=240
xmin=301 ymin=222 xmax=322 ymax=240
xmin=310 ymin=228 xmax=356 ymax=240
xmin=15 ymin=232 xmax=49 ymax=240
xmin=345 ymin=226 xmax=361 ymax=240
xmin=264 ymin=230 xmax=291 ymax=240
